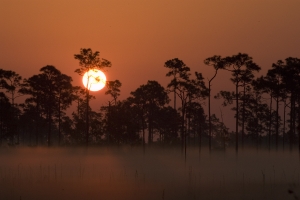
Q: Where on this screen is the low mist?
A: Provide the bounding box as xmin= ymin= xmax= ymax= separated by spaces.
xmin=1 ymin=146 xmax=299 ymax=200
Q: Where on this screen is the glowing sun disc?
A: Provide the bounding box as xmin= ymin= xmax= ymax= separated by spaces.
xmin=82 ymin=69 xmax=106 ymax=91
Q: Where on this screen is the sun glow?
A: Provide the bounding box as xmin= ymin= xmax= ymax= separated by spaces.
xmin=82 ymin=69 xmax=106 ymax=91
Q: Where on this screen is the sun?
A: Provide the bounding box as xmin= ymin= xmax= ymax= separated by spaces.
xmin=82 ymin=69 xmax=106 ymax=91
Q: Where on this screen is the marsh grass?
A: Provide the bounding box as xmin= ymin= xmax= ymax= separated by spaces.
xmin=0 ymin=146 xmax=299 ymax=200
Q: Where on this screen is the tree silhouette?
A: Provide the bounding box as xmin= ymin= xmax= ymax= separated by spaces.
xmin=74 ymin=48 xmax=111 ymax=147
xmin=259 ymin=62 xmax=286 ymax=150
xmin=104 ymin=80 xmax=122 ymax=144
xmin=72 ymin=86 xmax=86 ymax=118
xmin=0 ymin=69 xmax=23 ymax=144
xmin=1 ymin=52 xmax=300 ymax=150
xmin=0 ymin=92 xmax=13 ymax=145
xmin=105 ymin=80 xmax=122 ymax=105
xmin=248 ymin=79 xmax=270 ymax=147
xmin=204 ymin=55 xmax=224 ymax=151
xmin=164 ymin=58 xmax=190 ymax=144
xmin=20 ymin=66 xmax=73 ymax=146
xmin=55 ymin=74 xmax=73 ymax=145
xmin=222 ymin=53 xmax=260 ymax=152
xmin=130 ymin=80 xmax=169 ymax=144
xmin=71 ymin=88 xmax=96 ymax=145
xmin=184 ymin=72 xmax=208 ymax=154
xmin=239 ymin=69 xmax=258 ymax=148
xmin=279 ymin=58 xmax=300 ymax=149
xmin=185 ymin=101 xmax=206 ymax=148
xmin=101 ymin=99 xmax=141 ymax=145
xmin=155 ymin=106 xmax=179 ymax=144
xmin=210 ymin=114 xmax=229 ymax=149
xmin=118 ymin=99 xmax=141 ymax=144
xmin=164 ymin=58 xmax=190 ymax=110
xmin=20 ymin=74 xmax=44 ymax=145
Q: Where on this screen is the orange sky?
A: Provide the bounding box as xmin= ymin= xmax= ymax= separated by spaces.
xmin=1 ymin=0 xmax=300 ymax=129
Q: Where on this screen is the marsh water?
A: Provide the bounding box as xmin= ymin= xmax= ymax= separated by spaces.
xmin=0 ymin=146 xmax=299 ymax=200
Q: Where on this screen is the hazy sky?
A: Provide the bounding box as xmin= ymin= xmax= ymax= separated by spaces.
xmin=1 ymin=0 xmax=300 ymax=128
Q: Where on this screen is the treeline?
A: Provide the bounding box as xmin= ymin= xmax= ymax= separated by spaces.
xmin=0 ymin=48 xmax=300 ymax=152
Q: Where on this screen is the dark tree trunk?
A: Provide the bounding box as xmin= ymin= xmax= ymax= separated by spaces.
xmin=290 ymin=95 xmax=295 ymax=150
xmin=173 ymin=87 xmax=177 ymax=142
xmin=0 ymin=99 xmax=2 ymax=146
xmin=148 ymin=120 xmax=151 ymax=145
xmin=268 ymin=95 xmax=272 ymax=150
xmin=235 ymin=82 xmax=239 ymax=152
xmin=107 ymin=101 xmax=111 ymax=144
xmin=181 ymin=101 xmax=186 ymax=156
xmin=198 ymin=123 xmax=202 ymax=154
xmin=48 ymin=110 xmax=52 ymax=147
xmin=275 ymin=96 xmax=279 ymax=150
xmin=141 ymin=111 xmax=145 ymax=146
xmin=174 ymin=88 xmax=176 ymax=110
xmin=298 ymin=98 xmax=300 ymax=152
xmin=283 ymin=100 xmax=286 ymax=149
xmin=242 ymin=84 xmax=246 ymax=148
xmin=208 ymin=84 xmax=212 ymax=151
xmin=35 ymin=100 xmax=39 ymax=146
xmin=86 ymin=89 xmax=89 ymax=147
xmin=58 ymin=95 xmax=61 ymax=146
xmin=187 ymin=116 xmax=190 ymax=146
xmin=148 ymin=106 xmax=153 ymax=145
xmin=208 ymin=69 xmax=218 ymax=152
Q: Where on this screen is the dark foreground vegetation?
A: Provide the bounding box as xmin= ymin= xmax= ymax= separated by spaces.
xmin=1 ymin=48 xmax=300 ymax=152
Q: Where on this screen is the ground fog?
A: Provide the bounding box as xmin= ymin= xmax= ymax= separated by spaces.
xmin=0 ymin=146 xmax=299 ymax=200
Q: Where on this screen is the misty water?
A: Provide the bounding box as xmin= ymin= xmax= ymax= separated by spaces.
xmin=0 ymin=146 xmax=299 ymax=200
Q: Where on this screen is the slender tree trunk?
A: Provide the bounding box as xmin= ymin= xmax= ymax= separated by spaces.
xmin=268 ymin=95 xmax=272 ymax=150
xmin=220 ymin=108 xmax=226 ymax=150
xmin=181 ymin=100 xmax=186 ymax=156
xmin=290 ymin=95 xmax=294 ymax=150
xmin=86 ymin=89 xmax=89 ymax=147
xmin=208 ymin=69 xmax=217 ymax=152
xmin=11 ymin=92 xmax=15 ymax=145
xmin=77 ymin=99 xmax=80 ymax=117
xmin=292 ymin=98 xmax=296 ymax=144
xmin=187 ymin=98 xmax=191 ymax=146
xmin=255 ymin=104 xmax=259 ymax=149
xmin=58 ymin=95 xmax=61 ymax=146
xmin=298 ymin=98 xmax=300 ymax=152
xmin=235 ymin=82 xmax=239 ymax=152
xmin=108 ymin=101 xmax=111 ymax=144
xmin=242 ymin=84 xmax=246 ymax=148
xmin=148 ymin=118 xmax=151 ymax=145
xmin=283 ymin=100 xmax=286 ymax=149
xmin=30 ymin=128 xmax=32 ymax=146
xmin=198 ymin=123 xmax=202 ymax=154
xmin=35 ymin=112 xmax=38 ymax=146
xmin=208 ymin=84 xmax=212 ymax=151
xmin=0 ymin=100 xmax=2 ymax=146
xmin=253 ymin=92 xmax=258 ymax=148
xmin=141 ymin=111 xmax=145 ymax=152
xmin=148 ymin=105 xmax=153 ymax=145
xmin=174 ymin=88 xmax=176 ymax=110
xmin=173 ymin=87 xmax=177 ymax=141
xmin=0 ymin=104 xmax=1 ymax=146
xmin=194 ymin=121 xmax=196 ymax=145
xmin=48 ymin=110 xmax=52 ymax=147
xmin=141 ymin=111 xmax=145 ymax=146
xmin=275 ymin=96 xmax=279 ymax=150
